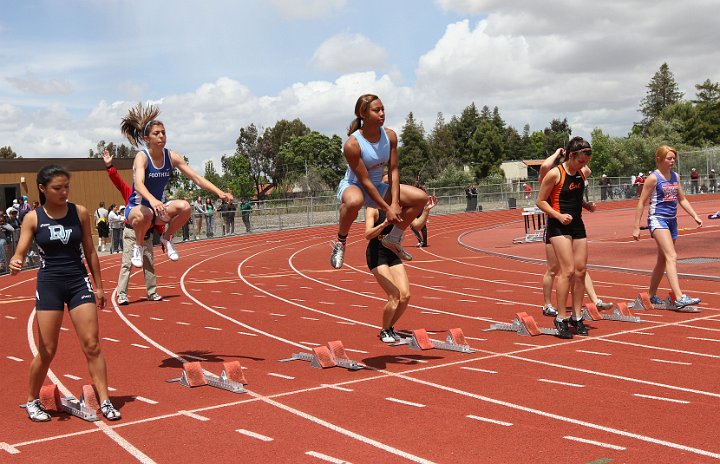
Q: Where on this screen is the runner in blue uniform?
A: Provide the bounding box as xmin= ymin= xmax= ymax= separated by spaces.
xmin=632 ymin=145 xmax=703 ymax=309
xmin=330 ymin=94 xmax=428 ymax=269
xmin=9 ymin=165 xmax=121 ymax=422
xmin=121 ymin=103 xmax=231 ymax=267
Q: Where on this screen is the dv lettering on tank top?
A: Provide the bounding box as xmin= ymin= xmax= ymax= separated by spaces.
xmin=48 ymin=224 xmax=72 ymax=245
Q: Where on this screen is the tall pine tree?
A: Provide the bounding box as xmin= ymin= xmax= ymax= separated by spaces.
xmin=639 ymin=63 xmax=684 ymax=128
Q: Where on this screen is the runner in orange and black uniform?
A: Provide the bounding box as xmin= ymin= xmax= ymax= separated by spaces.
xmin=537 ymin=137 xmax=595 ymax=339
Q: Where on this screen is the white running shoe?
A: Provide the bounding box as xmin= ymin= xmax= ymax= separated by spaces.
xmin=330 ymin=241 xmax=346 ymax=269
xmin=595 ymin=299 xmax=613 ymax=310
xmin=160 ymin=236 xmax=179 ymax=261
xmin=380 ymin=237 xmax=413 ymax=261
xmin=117 ymin=294 xmax=129 ymax=305
xmin=100 ymin=399 xmax=121 ymax=421
xmin=131 ymin=245 xmax=145 ymax=268
xmin=25 ymin=398 xmax=51 ymax=422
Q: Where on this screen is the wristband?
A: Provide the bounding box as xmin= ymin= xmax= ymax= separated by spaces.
xmin=105 ymin=164 xmax=114 ymax=170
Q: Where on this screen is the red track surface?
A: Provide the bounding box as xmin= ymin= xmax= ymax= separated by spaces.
xmin=1 ymin=198 xmax=719 ymax=463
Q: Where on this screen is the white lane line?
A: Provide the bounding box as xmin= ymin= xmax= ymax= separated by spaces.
xmin=290 ymin=299 xmax=305 ymax=302
xmin=461 ymin=367 xmax=497 ymax=374
xmin=305 ymin=450 xmax=348 ymax=463
xmin=237 ymin=331 xmax=258 ymax=337
xmin=236 ymin=428 xmax=273 ymax=442
xmin=176 ymin=321 xmax=190 ymax=326
xmin=466 ymin=415 xmax=513 ymax=427
xmin=126 ymin=313 xmax=140 ymax=318
xmin=179 ymin=410 xmax=210 ymax=421
xmin=268 ymin=373 xmax=295 ymax=380
xmin=464 ymin=336 xmax=486 ymax=341
xmin=651 ymin=359 xmax=692 ymax=366
xmin=212 ymin=306 xmax=226 ymax=310
xmin=514 ymin=342 xmax=540 ymax=347
xmin=102 ymin=337 xmax=119 ymax=343
xmin=204 ymin=326 xmax=222 ymax=331
xmin=131 ymin=343 xmax=149 ymax=349
xmin=343 ymin=348 xmax=368 ymax=354
xmin=350 ymin=304 xmax=367 ymax=308
xmin=633 ymin=394 xmax=689 ymax=404
xmin=688 ymin=336 xmax=720 ymax=343
xmin=149 ymin=317 xmax=164 ymax=321
xmin=385 ymin=397 xmax=425 ymax=408
xmin=539 ymin=379 xmax=585 ymax=388
xmin=301 ymin=317 xmax=320 ymax=321
xmin=237 ymin=309 xmax=255 ymax=313
xmin=5 ymin=315 xmax=16 ymax=320
xmin=563 ymin=436 xmax=626 ymax=451
xmin=7 ymin=356 xmax=23 ymax=362
xmin=337 ymin=321 xmax=355 ymax=325
xmin=270 ymin=313 xmax=286 ymax=317
xmin=301 ymin=341 xmax=321 ymax=346
xmin=180 ymin=302 xmax=193 ymax=305
xmin=599 ymin=339 xmax=720 ymax=359
xmin=134 ymin=396 xmax=158 ymax=405
xmin=576 ymin=350 xmax=612 ymax=356
xmin=321 ymin=384 xmax=353 ymax=392
xmin=318 ymin=302 xmax=335 ymax=305
xmin=0 ymin=441 xmax=20 ymax=454
xmin=458 ymin=299 xmax=478 ymax=303
xmin=64 ymin=374 xmax=81 ymax=380
xmin=639 ymin=313 xmax=663 ymax=318
xmin=396 ymin=357 xmax=428 ymax=364
xmin=60 ymin=327 xmax=69 ymax=332
xmin=185 ymin=355 xmax=207 ymax=361
xmin=631 ymin=332 xmax=655 ymax=335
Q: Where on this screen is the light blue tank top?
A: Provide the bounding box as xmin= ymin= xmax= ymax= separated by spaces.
xmin=127 ymin=148 xmax=173 ymax=208
xmin=342 ymin=129 xmax=390 ymax=185
xmin=648 ymin=169 xmax=678 ymax=218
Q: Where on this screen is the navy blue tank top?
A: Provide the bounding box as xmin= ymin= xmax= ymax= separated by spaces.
xmin=34 ymin=203 xmax=87 ymax=280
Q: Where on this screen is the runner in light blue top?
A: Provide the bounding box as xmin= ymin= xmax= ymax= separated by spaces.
xmin=633 ymin=145 xmax=703 ymax=309
xmin=330 ymin=94 xmax=428 ymax=269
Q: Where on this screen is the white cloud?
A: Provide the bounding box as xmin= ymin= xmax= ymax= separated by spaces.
xmin=311 ymin=33 xmax=388 ymax=73
xmin=6 ymin=70 xmax=73 ymax=95
xmin=267 ymin=0 xmax=346 ymax=19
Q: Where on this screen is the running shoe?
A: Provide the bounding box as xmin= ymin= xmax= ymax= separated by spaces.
xmin=649 ymin=294 xmax=664 ymax=305
xmin=160 ymin=236 xmax=179 ymax=261
xmin=330 ymin=241 xmax=346 ymax=269
xmin=416 ymin=241 xmax=425 ymax=247
xmin=542 ymin=304 xmax=558 ymax=317
xmin=676 ymin=295 xmax=701 ymax=309
xmin=553 ymin=318 xmax=573 ymax=339
xmin=147 ymin=293 xmax=163 ymax=301
xmin=595 ymin=299 xmax=613 ymax=310
xmin=379 ymin=329 xmax=395 ymax=343
xmin=25 ymin=399 xmax=51 ymax=422
xmin=100 ymin=400 xmax=121 ymax=421
xmin=568 ymin=317 xmax=589 ymax=336
xmin=117 ymin=294 xmax=129 ymax=305
xmin=388 ymin=327 xmax=403 ymax=341
xmin=380 ymin=237 xmax=413 ymax=261
xmin=130 ymin=245 xmax=145 ymax=268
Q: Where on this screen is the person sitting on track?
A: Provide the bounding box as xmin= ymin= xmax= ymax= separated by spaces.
xmin=632 ymin=145 xmax=703 ymax=309
xmin=9 ymin=165 xmax=121 ymax=422
xmin=366 ymin=194 xmax=437 ymax=342
xmin=538 ymin=146 xmax=612 ymax=318
xmin=536 ymin=137 xmax=594 ymax=339
xmin=330 ymin=94 xmax=427 ymax=269
xmin=121 ymin=102 xmax=231 ymax=267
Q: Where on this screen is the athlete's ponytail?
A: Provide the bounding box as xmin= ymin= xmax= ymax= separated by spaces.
xmin=37 ymin=165 xmax=70 ymax=205
xmin=121 ymin=102 xmax=162 ymax=147
xmin=347 ymin=94 xmax=379 ymax=136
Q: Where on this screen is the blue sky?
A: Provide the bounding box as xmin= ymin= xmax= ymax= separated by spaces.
xmin=2 ymin=0 xmax=719 ymax=172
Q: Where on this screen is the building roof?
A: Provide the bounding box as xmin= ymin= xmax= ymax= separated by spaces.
xmin=0 ymin=157 xmax=134 ymax=173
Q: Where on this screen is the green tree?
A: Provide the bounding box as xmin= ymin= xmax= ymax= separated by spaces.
xmin=687 ymin=79 xmax=720 ymax=145
xmin=639 ymin=63 xmax=684 ymax=128
xmin=543 ymin=118 xmax=571 ymax=155
xmin=202 ymin=160 xmax=223 ymax=196
xmin=262 ymin=118 xmax=311 ymax=186
xmin=425 ymin=164 xmax=475 ymax=188
xmin=0 ymin=146 xmax=19 ymax=159
xmin=448 ymin=102 xmax=481 ymax=164
xmin=426 ymin=112 xmax=460 ymax=180
xmin=236 ymin=124 xmax=269 ymax=199
xmin=88 ymin=140 xmax=135 ymax=158
xmin=221 ymin=153 xmax=254 ymax=198
xmin=397 ymin=112 xmax=429 ymax=183
xmin=276 ymin=131 xmax=344 ymax=193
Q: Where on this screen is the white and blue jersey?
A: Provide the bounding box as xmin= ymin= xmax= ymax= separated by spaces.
xmin=648 ymin=169 xmax=678 ymax=219
xmin=35 ymin=203 xmax=87 ymax=281
xmin=126 ymin=148 xmax=173 ymax=218
xmin=337 ymin=129 xmax=391 ymax=207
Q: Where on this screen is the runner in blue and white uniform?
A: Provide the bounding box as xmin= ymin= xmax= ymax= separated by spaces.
xmin=632 ymin=145 xmax=703 ymax=309
xmin=9 ymin=165 xmax=121 ymax=422
xmin=330 ymin=94 xmax=428 ymax=269
xmin=121 ymin=103 xmax=232 ymax=267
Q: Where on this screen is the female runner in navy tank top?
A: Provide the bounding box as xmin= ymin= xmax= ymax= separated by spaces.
xmin=121 ymin=103 xmax=231 ymax=268
xmin=632 ymin=145 xmax=703 ymax=309
xmin=9 ymin=165 xmax=121 ymax=422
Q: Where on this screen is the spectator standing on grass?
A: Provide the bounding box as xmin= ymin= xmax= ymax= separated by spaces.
xmin=690 ymin=167 xmax=699 ymax=194
xmin=218 ymin=198 xmax=229 ymax=235
xmin=226 ymin=198 xmax=236 ymax=234
xmin=9 ymin=165 xmax=121 ymax=422
xmin=193 ymin=196 xmax=204 ymax=240
xmin=241 ymin=198 xmax=252 ymax=233
xmin=599 ymin=174 xmax=610 ymax=200
xmin=108 ymin=204 xmax=125 ymax=253
xmin=205 ymin=197 xmax=215 ymax=237
xmin=95 ymin=201 xmax=109 ymax=252
xmin=632 ymin=145 xmax=703 ymax=309
xmin=708 ymin=169 xmax=715 ymax=193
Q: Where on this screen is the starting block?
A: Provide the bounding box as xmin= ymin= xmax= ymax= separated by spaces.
xmin=392 ymin=328 xmax=475 ymax=353
xmin=167 ymin=361 xmax=248 ymax=394
xmin=280 ymin=340 xmax=365 ymax=371
xmin=628 ymin=292 xmax=701 ymax=313
xmin=582 ymin=302 xmax=642 ymax=323
xmin=486 ymin=312 xmax=559 ymax=336
xmin=20 ymin=383 xmax=100 ymax=421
